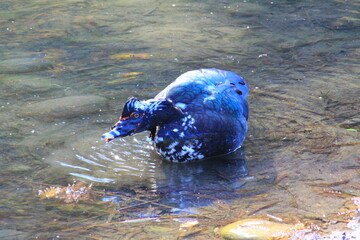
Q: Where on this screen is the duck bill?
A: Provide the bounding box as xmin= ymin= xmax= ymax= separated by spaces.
xmin=101 ymin=131 xmax=118 ymax=143
xmin=102 ymin=129 xmax=134 ymax=143
xmin=101 ymin=120 xmax=137 ymax=143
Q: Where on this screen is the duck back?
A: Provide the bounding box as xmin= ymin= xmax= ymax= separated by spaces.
xmin=154 ymin=69 xmax=249 ymax=162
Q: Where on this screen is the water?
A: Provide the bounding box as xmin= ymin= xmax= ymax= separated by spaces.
xmin=0 ymin=0 xmax=359 ymax=239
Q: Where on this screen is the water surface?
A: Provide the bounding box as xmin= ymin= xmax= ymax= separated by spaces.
xmin=0 ymin=0 xmax=359 ymax=239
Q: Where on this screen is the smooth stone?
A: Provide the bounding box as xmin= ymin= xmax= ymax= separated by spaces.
xmin=220 ymin=218 xmax=293 ymax=240
xmin=22 ymin=95 xmax=107 ymax=121
xmin=0 ymin=74 xmax=60 ymax=92
xmin=0 ymin=58 xmax=54 ymax=74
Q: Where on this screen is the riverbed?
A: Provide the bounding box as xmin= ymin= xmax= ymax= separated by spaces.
xmin=0 ymin=0 xmax=359 ymax=239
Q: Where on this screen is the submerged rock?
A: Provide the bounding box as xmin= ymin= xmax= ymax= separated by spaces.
xmin=0 ymin=58 xmax=54 ymax=74
xmin=0 ymin=229 xmax=29 ymax=240
xmin=226 ymin=2 xmax=266 ymax=18
xmin=5 ymin=164 xmax=32 ymax=173
xmin=22 ymin=95 xmax=107 ymax=121
xmin=0 ymin=74 xmax=60 ymax=93
xmin=220 ymin=218 xmax=293 ymax=240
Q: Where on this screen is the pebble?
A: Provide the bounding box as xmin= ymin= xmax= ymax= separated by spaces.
xmin=22 ymin=95 xmax=107 ymax=121
xmin=0 ymin=58 xmax=54 ymax=74
xmin=220 ymin=218 xmax=293 ymax=240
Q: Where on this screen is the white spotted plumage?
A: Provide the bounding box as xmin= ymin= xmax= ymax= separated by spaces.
xmin=154 ymin=114 xmax=203 ymax=162
xmin=175 ymin=102 xmax=187 ymax=110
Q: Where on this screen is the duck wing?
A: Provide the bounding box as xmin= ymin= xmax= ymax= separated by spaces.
xmin=155 ymin=68 xmax=248 ymax=119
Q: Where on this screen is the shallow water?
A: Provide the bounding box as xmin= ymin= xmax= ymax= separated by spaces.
xmin=0 ymin=0 xmax=359 ymax=239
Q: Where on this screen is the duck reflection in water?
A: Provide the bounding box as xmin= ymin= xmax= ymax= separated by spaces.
xmin=149 ymin=147 xmax=248 ymax=208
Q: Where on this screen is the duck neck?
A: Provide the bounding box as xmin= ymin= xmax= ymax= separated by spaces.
xmin=144 ymin=99 xmax=184 ymax=128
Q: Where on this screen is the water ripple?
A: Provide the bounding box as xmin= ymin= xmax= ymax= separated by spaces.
xmin=69 ymin=173 xmax=115 ymax=183
xmin=75 ymin=154 xmax=107 ymax=168
xmin=56 ymin=161 xmax=91 ymax=172
xmin=54 ymin=132 xmax=248 ymax=208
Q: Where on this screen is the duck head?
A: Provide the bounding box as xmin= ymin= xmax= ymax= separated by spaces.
xmin=102 ymin=97 xmax=183 ymax=142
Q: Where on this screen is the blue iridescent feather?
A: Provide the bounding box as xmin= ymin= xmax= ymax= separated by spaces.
xmin=102 ymin=68 xmax=249 ymax=163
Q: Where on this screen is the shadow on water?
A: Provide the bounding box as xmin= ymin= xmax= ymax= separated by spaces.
xmin=148 ymin=148 xmax=249 ymax=208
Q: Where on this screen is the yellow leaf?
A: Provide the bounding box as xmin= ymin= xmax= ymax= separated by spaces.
xmin=109 ymin=53 xmax=151 ymax=60
xmin=107 ymin=72 xmax=143 ymax=84
xmin=119 ymin=72 xmax=143 ymax=77
xmin=107 ymin=77 xmax=135 ymax=85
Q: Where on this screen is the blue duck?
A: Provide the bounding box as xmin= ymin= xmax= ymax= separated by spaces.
xmin=102 ymin=68 xmax=249 ymax=163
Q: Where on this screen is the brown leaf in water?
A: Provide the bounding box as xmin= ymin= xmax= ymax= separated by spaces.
xmin=348 ymin=182 xmax=360 ymax=189
xmin=247 ymin=201 xmax=279 ymax=216
xmin=308 ymin=179 xmax=350 ymax=187
xmin=324 ymin=197 xmax=360 ymax=224
xmin=38 ymin=181 xmax=93 ymax=203
xmin=313 ymin=188 xmax=357 ymax=198
xmin=273 ymin=174 xmax=288 ymax=185
xmin=334 ymin=142 xmax=360 ymax=147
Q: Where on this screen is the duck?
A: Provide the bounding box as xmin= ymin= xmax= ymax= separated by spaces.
xmin=102 ymin=68 xmax=249 ymax=163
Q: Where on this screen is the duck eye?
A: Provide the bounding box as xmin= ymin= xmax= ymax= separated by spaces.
xmin=235 ymin=89 xmax=243 ymax=95
xmin=133 ymin=113 xmax=140 ymax=118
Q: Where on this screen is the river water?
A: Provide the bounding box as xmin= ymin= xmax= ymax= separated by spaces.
xmin=0 ymin=0 xmax=359 ymax=239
